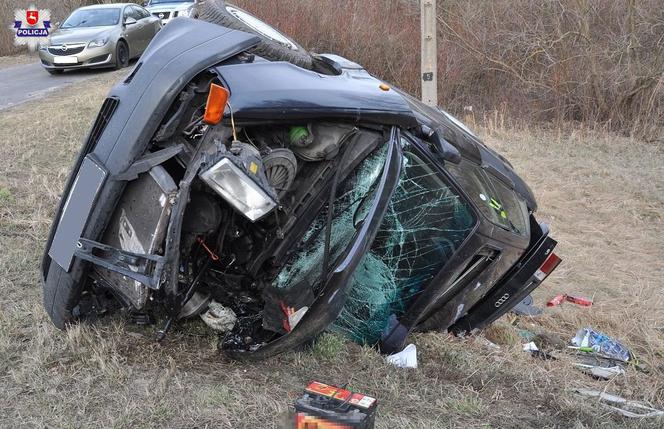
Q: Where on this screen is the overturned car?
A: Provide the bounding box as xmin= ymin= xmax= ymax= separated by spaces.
xmin=42 ymin=3 xmax=560 ymax=359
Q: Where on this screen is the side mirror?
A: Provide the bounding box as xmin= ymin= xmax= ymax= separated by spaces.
xmin=124 ymin=17 xmax=137 ymax=26
xmin=54 ymin=21 xmax=60 ymax=28
xmin=421 ymin=125 xmax=462 ymax=164
xmin=143 ymin=1 xmax=150 ymax=6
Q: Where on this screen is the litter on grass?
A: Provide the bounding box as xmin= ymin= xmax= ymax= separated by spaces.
xmin=386 ymin=343 xmax=418 ymax=368
xmin=547 ymin=294 xmax=593 ymax=307
xmin=574 ymin=363 xmax=625 ymax=379
xmin=575 ymin=389 xmax=664 ymax=418
xmin=523 ymin=341 xmax=539 ymax=352
xmin=571 ymin=327 xmax=632 ymax=362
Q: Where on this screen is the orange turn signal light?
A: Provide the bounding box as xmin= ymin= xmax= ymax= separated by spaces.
xmin=203 ymin=83 xmax=230 ymax=125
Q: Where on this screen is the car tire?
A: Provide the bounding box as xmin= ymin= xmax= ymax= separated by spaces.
xmin=115 ymin=40 xmax=130 ymax=69
xmin=46 ymin=69 xmax=63 ymax=75
xmin=198 ymin=0 xmax=314 ymax=70
xmin=43 ymin=259 xmax=88 ymax=329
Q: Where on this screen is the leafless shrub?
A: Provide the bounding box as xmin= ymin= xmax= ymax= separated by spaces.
xmin=233 ymin=0 xmax=663 ymax=141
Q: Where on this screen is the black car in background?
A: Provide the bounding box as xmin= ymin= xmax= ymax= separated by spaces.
xmin=41 ymin=1 xmax=560 ymax=359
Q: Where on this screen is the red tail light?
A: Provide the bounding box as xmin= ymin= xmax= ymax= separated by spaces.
xmin=534 ymin=252 xmax=561 ymax=282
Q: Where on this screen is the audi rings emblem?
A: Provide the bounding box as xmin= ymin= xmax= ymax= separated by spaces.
xmin=494 ymin=293 xmax=510 ymax=308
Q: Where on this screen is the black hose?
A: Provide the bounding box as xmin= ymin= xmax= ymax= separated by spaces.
xmin=321 ymin=130 xmax=357 ymax=282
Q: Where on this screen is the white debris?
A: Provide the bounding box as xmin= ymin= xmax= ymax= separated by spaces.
xmin=523 ymin=341 xmax=539 ymax=352
xmin=386 ymin=343 xmax=418 ymax=368
xmin=200 ymin=301 xmax=237 ymax=332
xmin=575 ymin=389 xmax=664 ymax=418
xmin=574 ymin=364 xmax=625 ymax=379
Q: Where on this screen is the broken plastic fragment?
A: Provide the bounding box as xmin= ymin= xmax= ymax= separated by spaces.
xmin=200 ymin=301 xmax=237 ymax=332
xmin=288 ymin=307 xmax=308 ymax=330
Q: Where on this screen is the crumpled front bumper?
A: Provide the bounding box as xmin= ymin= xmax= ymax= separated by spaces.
xmin=42 ymin=18 xmax=259 ymax=285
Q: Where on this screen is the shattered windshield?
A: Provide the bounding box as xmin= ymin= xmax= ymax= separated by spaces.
xmin=332 ymin=137 xmax=476 ymax=344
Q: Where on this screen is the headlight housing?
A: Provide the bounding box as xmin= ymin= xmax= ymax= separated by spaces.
xmin=200 ymin=143 xmax=277 ymax=222
xmin=88 ymin=38 xmax=108 ymax=48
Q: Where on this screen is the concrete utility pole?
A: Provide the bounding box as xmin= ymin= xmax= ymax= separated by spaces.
xmin=420 ymin=0 xmax=438 ymax=107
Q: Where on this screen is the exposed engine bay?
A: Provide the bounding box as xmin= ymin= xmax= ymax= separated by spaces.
xmin=88 ymin=72 xmax=388 ymax=352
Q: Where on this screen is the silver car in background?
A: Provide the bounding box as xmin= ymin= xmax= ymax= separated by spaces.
xmin=38 ymin=3 xmax=161 ymax=74
xmin=145 ymin=0 xmax=198 ymax=25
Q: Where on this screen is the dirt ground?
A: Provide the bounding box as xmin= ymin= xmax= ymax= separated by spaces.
xmin=0 ymin=52 xmax=37 ymax=69
xmin=0 ymin=70 xmax=662 ymax=428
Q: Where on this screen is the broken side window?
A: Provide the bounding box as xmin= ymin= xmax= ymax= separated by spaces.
xmin=445 ymin=159 xmax=529 ymax=236
xmin=332 ymin=137 xmax=476 ymax=344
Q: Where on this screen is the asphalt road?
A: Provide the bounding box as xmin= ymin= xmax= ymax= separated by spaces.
xmin=0 ymin=62 xmax=106 ymax=111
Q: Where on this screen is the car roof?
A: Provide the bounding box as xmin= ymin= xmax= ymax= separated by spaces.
xmin=77 ymin=3 xmax=133 ymax=10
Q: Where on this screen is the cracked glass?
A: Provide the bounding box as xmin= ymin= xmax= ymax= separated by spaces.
xmin=445 ymin=159 xmax=529 ymax=236
xmin=332 ymin=138 xmax=476 ymax=344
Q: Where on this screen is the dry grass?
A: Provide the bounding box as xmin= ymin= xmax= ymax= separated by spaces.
xmin=1 ymin=70 xmax=663 ymax=428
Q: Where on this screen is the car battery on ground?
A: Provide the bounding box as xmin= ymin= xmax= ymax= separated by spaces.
xmin=294 ymin=381 xmax=377 ymax=428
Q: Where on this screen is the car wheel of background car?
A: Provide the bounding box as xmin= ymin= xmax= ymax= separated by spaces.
xmin=198 ymin=0 xmax=314 ymax=70
xmin=46 ymin=69 xmax=63 ymax=75
xmin=115 ymin=40 xmax=130 ymax=69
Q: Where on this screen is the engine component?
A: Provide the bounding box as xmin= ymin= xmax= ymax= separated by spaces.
xmin=182 ymin=192 xmax=223 ymax=234
xmin=178 ymin=291 xmax=212 ymax=319
xmin=201 ymin=301 xmax=237 ymax=331
xmin=290 ymin=124 xmax=355 ymax=161
xmin=289 ymin=125 xmax=314 ymax=147
xmin=200 ymin=141 xmax=278 ymax=222
xmin=262 ymin=148 xmax=298 ymax=197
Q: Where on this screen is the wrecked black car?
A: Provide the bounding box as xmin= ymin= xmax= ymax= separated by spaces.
xmin=42 ymin=3 xmax=561 ymax=359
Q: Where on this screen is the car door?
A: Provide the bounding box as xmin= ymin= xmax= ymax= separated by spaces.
xmin=139 ymin=5 xmax=162 ymax=47
xmin=132 ymin=6 xmax=159 ymax=53
xmin=122 ymin=6 xmax=142 ymax=57
xmin=128 ymin=6 xmax=150 ymax=53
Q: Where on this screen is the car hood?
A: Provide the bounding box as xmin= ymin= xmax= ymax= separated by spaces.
xmin=49 ymin=27 xmax=114 ymax=45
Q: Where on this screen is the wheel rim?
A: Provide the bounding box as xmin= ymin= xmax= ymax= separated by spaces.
xmin=118 ymin=44 xmax=128 ymax=65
